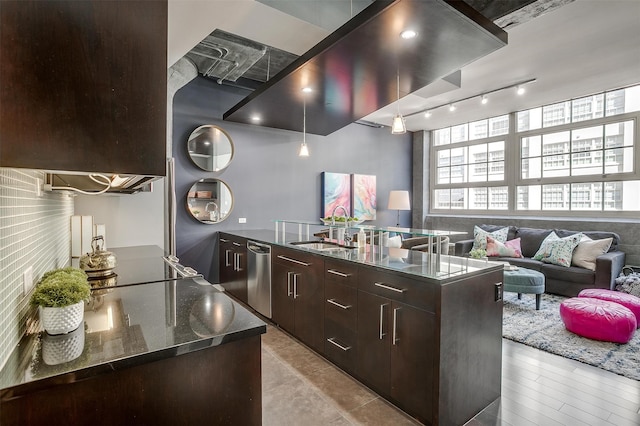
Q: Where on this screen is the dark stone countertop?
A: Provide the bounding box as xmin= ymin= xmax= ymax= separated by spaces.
xmin=0 ymin=248 xmax=266 ymax=397
xmin=222 ymin=228 xmax=502 ymax=283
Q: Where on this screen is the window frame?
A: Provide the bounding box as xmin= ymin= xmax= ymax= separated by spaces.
xmin=430 ymin=87 xmax=640 ymax=218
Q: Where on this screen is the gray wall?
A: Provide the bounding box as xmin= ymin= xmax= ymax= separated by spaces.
xmin=426 ymin=215 xmax=640 ymax=266
xmin=173 ymin=77 xmax=413 ymax=281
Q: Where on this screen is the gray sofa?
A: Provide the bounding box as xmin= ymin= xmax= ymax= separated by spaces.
xmin=454 ymin=224 xmax=626 ymax=297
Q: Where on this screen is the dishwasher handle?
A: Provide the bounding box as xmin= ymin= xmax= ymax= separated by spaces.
xmin=247 ymin=241 xmax=271 ymax=254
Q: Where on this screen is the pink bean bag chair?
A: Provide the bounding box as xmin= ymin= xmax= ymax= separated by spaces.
xmin=578 ymin=289 xmax=640 ymax=328
xmin=560 ymin=297 xmax=636 ymax=344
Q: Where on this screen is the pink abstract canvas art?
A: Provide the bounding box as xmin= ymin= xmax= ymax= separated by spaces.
xmin=321 ymin=172 xmax=351 ymax=217
xmin=352 ymin=174 xmax=376 ymax=220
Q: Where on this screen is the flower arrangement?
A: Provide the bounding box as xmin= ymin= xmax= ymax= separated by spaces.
xmin=469 ymin=248 xmax=487 ymax=259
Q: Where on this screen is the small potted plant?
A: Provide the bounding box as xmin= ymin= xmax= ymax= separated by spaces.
xmin=30 ymin=267 xmax=91 ymax=335
xmin=469 ymin=248 xmax=488 ymax=260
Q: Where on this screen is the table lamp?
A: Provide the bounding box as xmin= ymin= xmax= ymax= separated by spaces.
xmin=388 ymin=190 xmax=410 ymax=227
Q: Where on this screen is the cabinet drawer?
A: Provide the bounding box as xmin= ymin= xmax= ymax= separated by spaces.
xmin=358 ymin=267 xmax=437 ymax=313
xmin=324 ymin=321 xmax=357 ymax=374
xmin=325 ymin=259 xmax=358 ymax=287
xmin=272 ymin=246 xmax=317 ymax=267
xmin=325 ymin=280 xmax=357 ymax=331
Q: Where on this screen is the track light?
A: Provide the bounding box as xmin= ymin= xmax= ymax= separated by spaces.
xmin=403 ymin=78 xmax=537 ymax=120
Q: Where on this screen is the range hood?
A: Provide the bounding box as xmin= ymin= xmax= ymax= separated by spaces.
xmin=47 ymin=173 xmax=157 ymax=195
xmin=223 ymin=0 xmax=508 ymax=136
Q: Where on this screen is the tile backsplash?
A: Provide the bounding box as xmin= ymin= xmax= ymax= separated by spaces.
xmin=0 ymin=168 xmax=74 ymax=369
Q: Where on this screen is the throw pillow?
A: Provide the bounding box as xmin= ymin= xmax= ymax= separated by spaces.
xmin=386 ymin=235 xmax=402 ymax=248
xmin=533 ymin=232 xmax=583 ymax=267
xmin=486 ymin=236 xmax=523 ymax=258
xmin=572 ymin=236 xmax=613 ymax=271
xmin=472 ymin=226 xmax=509 ymax=251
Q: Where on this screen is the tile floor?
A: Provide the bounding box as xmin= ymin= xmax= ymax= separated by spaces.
xmin=261 ymin=323 xmax=640 ymax=426
xmin=261 ymin=324 xmax=421 ymax=425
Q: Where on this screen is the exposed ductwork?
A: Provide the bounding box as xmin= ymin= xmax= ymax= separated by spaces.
xmin=185 ymin=29 xmax=297 ymax=87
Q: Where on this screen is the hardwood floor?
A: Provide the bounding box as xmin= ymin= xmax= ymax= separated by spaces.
xmin=261 ymin=324 xmax=640 ymax=425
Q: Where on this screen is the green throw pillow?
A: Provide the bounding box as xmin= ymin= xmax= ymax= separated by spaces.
xmin=472 ymin=226 xmax=509 ymax=251
xmin=533 ymin=232 xmax=583 ymax=267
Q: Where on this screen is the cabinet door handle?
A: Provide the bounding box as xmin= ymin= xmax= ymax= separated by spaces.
xmin=327 ymin=337 xmax=351 ymax=351
xmin=277 ymin=255 xmax=311 ymax=266
xmin=232 ymin=241 xmax=242 ymax=247
xmin=220 ymin=238 xmax=229 ymax=243
xmin=327 ymin=269 xmax=350 ymax=277
xmin=392 ymin=307 xmax=401 ymax=346
xmin=293 ymin=273 xmax=299 ymax=299
xmin=225 ymin=250 xmax=232 ymax=267
xmin=374 ymin=282 xmax=406 ymax=293
xmin=234 ymin=253 xmax=243 ymax=271
xmin=379 ymin=303 xmax=388 ymax=340
xmin=327 ymin=299 xmax=351 ymax=310
xmin=287 ymin=272 xmax=293 ymax=297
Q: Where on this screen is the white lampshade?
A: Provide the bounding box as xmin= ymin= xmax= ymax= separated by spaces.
xmin=391 ymin=113 xmax=406 ymax=134
xmin=298 ymin=142 xmax=309 ymax=157
xmin=388 ymin=190 xmax=410 ymax=210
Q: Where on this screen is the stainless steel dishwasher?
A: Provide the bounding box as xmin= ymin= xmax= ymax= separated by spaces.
xmin=247 ymin=241 xmax=271 ymax=318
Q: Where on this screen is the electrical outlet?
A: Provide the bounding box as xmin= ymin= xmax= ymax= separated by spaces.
xmin=238 ymin=217 xmax=247 ymax=223
xmin=23 ymin=266 xmax=34 ymax=295
xmin=35 ymin=178 xmax=43 ymax=197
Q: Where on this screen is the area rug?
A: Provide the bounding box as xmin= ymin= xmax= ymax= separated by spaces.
xmin=502 ymin=292 xmax=640 ymax=381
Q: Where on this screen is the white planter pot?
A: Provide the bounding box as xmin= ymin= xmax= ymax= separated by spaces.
xmin=42 ymin=324 xmax=85 ymax=365
xmin=40 ymin=301 xmax=85 ymax=335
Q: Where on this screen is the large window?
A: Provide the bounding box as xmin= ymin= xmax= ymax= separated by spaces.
xmin=431 ymin=84 xmax=640 ymax=216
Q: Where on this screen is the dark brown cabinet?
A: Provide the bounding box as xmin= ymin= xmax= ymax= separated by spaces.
xmin=0 ymin=0 xmax=167 ymax=176
xmin=356 ymin=289 xmax=435 ymax=423
xmin=218 ymin=234 xmax=248 ymax=303
xmin=324 ymin=259 xmax=358 ymax=374
xmin=272 ymin=246 xmax=325 ymax=354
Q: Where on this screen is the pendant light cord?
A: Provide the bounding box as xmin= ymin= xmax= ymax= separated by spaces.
xmin=303 ymin=96 xmax=306 ymax=144
xmin=396 ymin=68 xmax=401 ymax=113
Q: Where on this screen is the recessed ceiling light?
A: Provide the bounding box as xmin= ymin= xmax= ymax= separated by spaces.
xmin=302 ymin=87 xmax=313 ymax=93
xmin=481 ymin=95 xmax=488 ymax=105
xmin=449 ymin=104 xmax=456 ymax=112
xmin=516 ymin=86 xmax=525 ymax=95
xmin=251 ymin=115 xmax=261 ymax=122
xmin=400 ymin=29 xmax=417 ymax=39
xmin=424 ymin=111 xmax=432 ymax=118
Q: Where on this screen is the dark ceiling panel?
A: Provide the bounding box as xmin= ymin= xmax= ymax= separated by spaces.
xmin=223 ymin=0 xmax=507 ymax=135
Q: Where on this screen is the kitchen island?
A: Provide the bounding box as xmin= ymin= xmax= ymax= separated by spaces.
xmin=0 ymin=247 xmax=266 ymax=426
xmin=217 ymin=225 xmax=504 ymax=426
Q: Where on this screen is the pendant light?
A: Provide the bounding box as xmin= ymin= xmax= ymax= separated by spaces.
xmin=298 ymin=91 xmax=310 ymax=157
xmin=391 ymin=69 xmax=406 ymax=134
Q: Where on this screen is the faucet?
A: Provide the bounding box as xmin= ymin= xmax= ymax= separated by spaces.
xmin=331 ymin=205 xmax=349 ymax=225
xmin=205 ymin=202 xmax=219 ymax=221
xmin=331 ymin=205 xmax=352 ymax=244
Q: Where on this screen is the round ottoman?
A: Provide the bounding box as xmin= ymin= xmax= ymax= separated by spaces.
xmin=503 ymin=268 xmax=545 ymax=310
xmin=578 ymin=289 xmax=640 ymax=328
xmin=560 ymin=297 xmax=636 ymax=344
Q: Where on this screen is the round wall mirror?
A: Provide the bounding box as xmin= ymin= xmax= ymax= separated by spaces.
xmin=187 ymin=125 xmax=234 ymax=172
xmin=186 ymin=179 xmax=233 ymax=224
